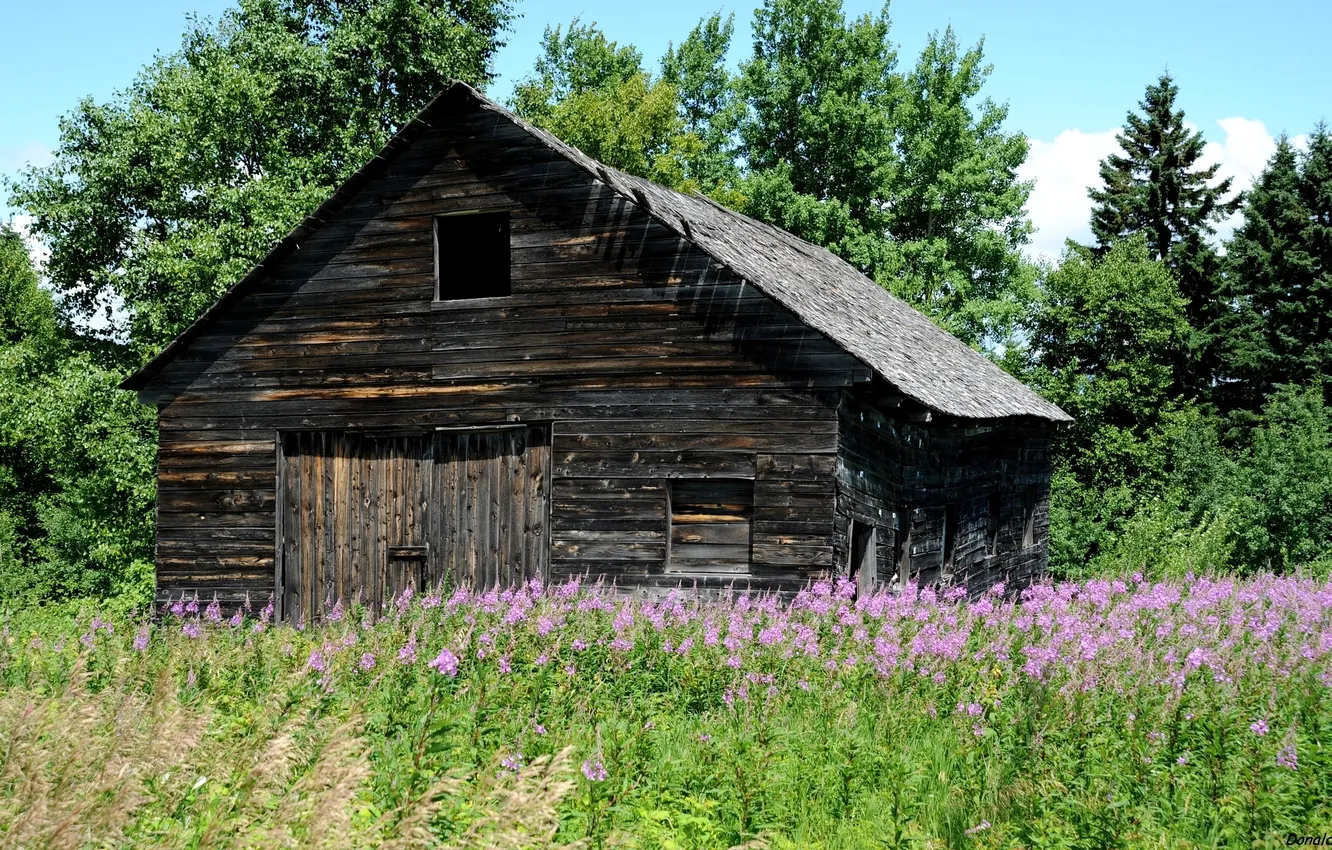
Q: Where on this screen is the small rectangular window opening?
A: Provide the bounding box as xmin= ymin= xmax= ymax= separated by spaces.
xmin=849 ymin=520 xmax=876 ymax=597
xmin=987 ymin=492 xmax=1002 ymax=557
xmin=1022 ymin=487 xmax=1037 ymax=549
xmin=668 ymin=480 xmax=753 ymax=573
xmin=435 ymin=211 xmax=511 ymax=301
xmin=942 ymin=503 xmax=959 ymax=580
xmin=895 ymin=504 xmax=912 ymax=589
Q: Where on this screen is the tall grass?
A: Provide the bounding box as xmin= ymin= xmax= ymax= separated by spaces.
xmin=2 ymin=574 xmax=1329 ymax=848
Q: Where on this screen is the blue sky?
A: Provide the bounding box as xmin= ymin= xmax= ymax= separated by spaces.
xmin=3 ymin=0 xmax=1328 ymax=257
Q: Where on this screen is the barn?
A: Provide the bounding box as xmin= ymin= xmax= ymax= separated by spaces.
xmin=122 ymin=82 xmax=1070 ymax=623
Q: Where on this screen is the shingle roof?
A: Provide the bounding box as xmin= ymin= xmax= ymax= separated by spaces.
xmin=124 ymin=82 xmax=1070 ymax=423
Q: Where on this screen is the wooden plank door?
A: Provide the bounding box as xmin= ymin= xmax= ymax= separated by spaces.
xmin=279 ymin=432 xmax=433 ymax=623
xmin=433 ymin=426 xmax=549 ymax=590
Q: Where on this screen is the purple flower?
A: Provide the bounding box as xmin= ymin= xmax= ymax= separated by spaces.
xmin=327 ymin=600 xmax=345 ymax=622
xmin=429 ymin=648 xmax=459 ymax=677
xmin=1277 ymin=743 xmax=1298 ymax=770
xmin=1250 ymin=719 xmax=1269 ymax=737
xmin=501 ymin=752 xmax=524 ymax=773
xmin=204 ymin=599 xmax=222 ymax=623
xmin=497 ymin=656 xmax=512 ymax=674
xmin=581 ymin=759 xmax=608 ymax=782
xmin=398 ymin=635 xmax=418 ymax=666
xmin=182 ymin=622 xmax=202 ymax=639
xmin=965 ymin=820 xmax=991 ymax=836
xmin=133 ymin=626 xmax=150 ymax=653
xmin=307 ymin=650 xmax=327 ymax=673
xmin=358 ymin=653 xmax=376 ymax=671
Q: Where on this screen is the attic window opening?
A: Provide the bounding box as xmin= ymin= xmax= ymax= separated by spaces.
xmin=667 ymin=480 xmax=753 ymax=574
xmin=435 ymin=211 xmax=510 ymax=301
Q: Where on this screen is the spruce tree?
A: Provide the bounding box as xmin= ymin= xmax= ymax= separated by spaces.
xmin=1088 ymin=74 xmax=1240 ymax=394
xmin=1220 ymin=129 xmax=1332 ymax=413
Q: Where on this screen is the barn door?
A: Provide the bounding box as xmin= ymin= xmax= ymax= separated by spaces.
xmin=278 ymin=427 xmax=549 ymax=623
xmin=279 ymin=432 xmax=433 ymax=623
xmin=432 ymin=426 xmax=550 ymax=590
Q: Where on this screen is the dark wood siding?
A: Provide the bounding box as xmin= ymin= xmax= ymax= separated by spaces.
xmin=147 ymin=104 xmax=857 ymax=608
xmin=834 ymin=385 xmax=1053 ymax=594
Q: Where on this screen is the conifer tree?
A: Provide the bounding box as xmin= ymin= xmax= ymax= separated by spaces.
xmin=1219 ymin=130 xmax=1332 ymax=413
xmin=1088 ymin=74 xmax=1240 ymax=394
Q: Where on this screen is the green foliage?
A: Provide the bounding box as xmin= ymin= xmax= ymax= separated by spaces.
xmin=11 ymin=0 xmax=513 ymax=361
xmin=1222 ymin=384 xmax=1332 ymax=571
xmin=739 ymin=4 xmax=1035 ymax=347
xmin=0 ymin=227 xmax=156 ymax=604
xmin=1024 ymin=238 xmax=1190 ymax=484
xmin=1217 ymin=130 xmax=1332 ymax=416
xmin=1086 ymin=74 xmax=1241 ymax=394
xmin=511 ymin=20 xmax=702 ymax=191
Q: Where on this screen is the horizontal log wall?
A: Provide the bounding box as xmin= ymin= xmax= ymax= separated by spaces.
xmin=834 ymin=386 xmax=1052 ymax=595
xmin=150 ymin=104 xmax=857 ymax=609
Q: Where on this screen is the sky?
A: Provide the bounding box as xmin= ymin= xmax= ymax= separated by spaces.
xmin=2 ymin=0 xmax=1329 ymax=261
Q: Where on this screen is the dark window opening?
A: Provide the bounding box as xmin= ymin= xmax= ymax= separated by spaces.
xmin=942 ymin=503 xmax=959 ymax=579
xmin=1022 ymin=487 xmax=1037 ymax=549
xmin=668 ymin=480 xmax=753 ymax=573
xmin=988 ymin=492 xmax=1002 ymax=557
xmin=435 ymin=211 xmax=510 ymax=300
xmin=849 ymin=520 xmax=877 ymax=597
xmin=895 ymin=504 xmax=912 ymax=588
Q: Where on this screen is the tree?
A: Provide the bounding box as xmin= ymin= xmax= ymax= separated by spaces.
xmin=660 ymin=13 xmax=743 ymax=196
xmin=0 ymin=226 xmax=156 ymax=603
xmin=511 ymin=21 xmax=697 ymax=190
xmin=1087 ymin=74 xmax=1240 ymax=391
xmin=1022 ymin=238 xmax=1192 ymax=568
xmin=11 ymin=0 xmax=513 ymax=363
xmin=1217 ymin=130 xmax=1332 ymax=415
xmin=737 ymin=3 xmax=1035 ymax=347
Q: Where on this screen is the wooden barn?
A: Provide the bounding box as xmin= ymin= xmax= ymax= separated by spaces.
xmin=122 ymin=82 xmax=1071 ymax=622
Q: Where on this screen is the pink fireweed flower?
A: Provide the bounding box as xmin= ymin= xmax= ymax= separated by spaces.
xmin=500 ymin=752 xmax=524 ymax=773
xmin=429 ymin=648 xmax=459 ymax=677
xmin=204 ymin=598 xmax=222 ymax=623
xmin=359 ymin=653 xmax=376 ymax=671
xmin=327 ymin=600 xmax=345 ymax=622
xmin=182 ymin=622 xmax=202 ymax=639
xmin=533 ymin=723 xmax=547 ymax=736
xmin=1277 ymin=743 xmax=1298 ymax=770
xmin=228 ymin=611 xmax=243 ymax=628
xmin=564 ymin=663 xmax=577 ymax=677
xmin=185 ymin=596 xmax=199 ymax=615
xmin=133 ymin=625 xmax=150 ymax=652
xmin=398 ymin=635 xmax=418 ymax=666
xmin=965 ymin=821 xmax=992 ymax=836
xmin=307 ymin=650 xmax=327 ymax=673
xmin=497 ymin=656 xmax=512 ymax=674
xmin=1250 ymin=719 xmax=1270 ymax=736
xmin=581 ymin=759 xmax=608 ymax=782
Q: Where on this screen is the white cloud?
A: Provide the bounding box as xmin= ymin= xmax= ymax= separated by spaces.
xmin=1018 ymin=128 xmax=1121 ymax=262
xmin=1018 ymin=118 xmax=1297 ymax=261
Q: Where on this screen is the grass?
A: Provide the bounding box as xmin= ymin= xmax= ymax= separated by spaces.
xmin=1 ymin=574 xmax=1329 ymax=848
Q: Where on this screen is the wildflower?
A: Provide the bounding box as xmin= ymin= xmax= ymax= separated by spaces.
xmin=1277 ymin=743 xmax=1298 ymax=770
xmin=327 ymin=600 xmax=345 ymax=622
xmin=564 ymin=663 xmax=576 ymax=677
xmin=533 ymin=723 xmax=547 ymax=736
xmin=698 ymin=733 xmax=711 ymax=743
xmin=307 ymin=650 xmax=327 ymax=673
xmin=185 ymin=596 xmax=200 ymax=615
xmin=1176 ymin=754 xmax=1189 ymax=765
xmin=965 ymin=821 xmax=991 ymax=836
xmin=133 ymin=626 xmax=150 ymax=653
xmin=182 ymin=622 xmax=202 ymax=639
xmin=429 ymin=648 xmax=459 ymax=677
xmin=581 ymin=759 xmax=608 ymax=782
xmin=204 ymin=598 xmax=222 ymax=623
xmin=501 ymin=752 xmax=524 ymax=773
xmin=228 ymin=611 xmax=243 ymax=628
xmin=498 ymin=656 xmax=512 ymax=674
xmin=358 ymin=653 xmax=376 ymax=671
xmin=398 ymin=635 xmax=418 ymax=666
xmin=1250 ymin=719 xmax=1269 ymax=737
